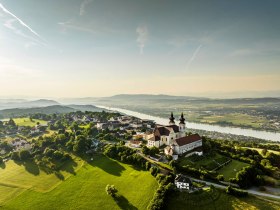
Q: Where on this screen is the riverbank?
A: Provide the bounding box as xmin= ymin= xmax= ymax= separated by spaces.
xmin=95 ymin=105 xmax=280 ymax=142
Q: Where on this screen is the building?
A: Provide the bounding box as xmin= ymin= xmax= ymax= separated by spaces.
xmin=128 ymin=140 xmax=142 ymax=148
xmin=175 ymin=174 xmax=192 ymax=190
xmin=147 ymin=113 xmax=203 ymax=157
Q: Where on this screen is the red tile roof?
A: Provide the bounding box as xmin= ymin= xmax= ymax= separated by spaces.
xmin=175 ymin=134 xmax=201 ymax=146
xmin=154 ymin=125 xmax=179 ymax=136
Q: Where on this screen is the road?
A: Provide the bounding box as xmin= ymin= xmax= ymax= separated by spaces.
xmin=136 ymin=151 xmax=280 ymax=200
xmin=189 ymin=177 xmax=280 ymax=200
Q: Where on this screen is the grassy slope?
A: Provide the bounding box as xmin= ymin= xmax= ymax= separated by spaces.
xmin=217 ymin=160 xmax=249 ymax=181
xmin=0 ymin=157 xmax=84 ymax=205
xmin=2 ymin=155 xmax=158 ymax=210
xmin=166 ymin=187 xmax=280 ymax=210
xmin=179 ymin=153 xmax=230 ymax=171
xmin=13 ymin=118 xmax=47 ymax=127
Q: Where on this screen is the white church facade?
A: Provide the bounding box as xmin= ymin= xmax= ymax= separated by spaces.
xmin=147 ymin=113 xmax=203 ymax=157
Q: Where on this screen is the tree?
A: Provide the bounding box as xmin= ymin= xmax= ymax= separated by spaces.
xmin=19 ymin=150 xmax=31 ymax=161
xmin=7 ymin=118 xmax=16 ymax=127
xmin=73 ymin=135 xmax=91 ymax=154
xmin=11 ymin=151 xmax=20 ymax=161
xmin=261 ymin=148 xmax=268 ymax=157
xmin=146 ymin=161 xmax=151 ymax=170
xmin=150 ymin=166 xmax=159 ymax=177
xmin=217 ymin=174 xmax=224 ymax=181
xmin=105 ymin=184 xmax=118 ymax=197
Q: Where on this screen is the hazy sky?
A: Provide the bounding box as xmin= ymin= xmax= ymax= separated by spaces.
xmin=0 ymin=0 xmax=280 ymax=98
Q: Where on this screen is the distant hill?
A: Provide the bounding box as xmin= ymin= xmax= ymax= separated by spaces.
xmin=106 ymin=94 xmax=207 ymax=100
xmin=23 ymin=99 xmax=60 ymax=107
xmin=0 ymin=105 xmax=105 ymax=118
xmin=0 ymin=99 xmax=60 ymax=110
xmin=95 ymin=94 xmax=280 ymax=105
xmin=67 ymin=104 xmax=105 ymax=112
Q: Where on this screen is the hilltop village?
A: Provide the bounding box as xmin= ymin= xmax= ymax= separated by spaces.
xmin=0 ymin=112 xmax=202 ymax=163
xmin=0 ymin=110 xmax=280 ymax=209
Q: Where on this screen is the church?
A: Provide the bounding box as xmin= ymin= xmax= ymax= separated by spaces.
xmin=147 ymin=113 xmax=203 ymax=158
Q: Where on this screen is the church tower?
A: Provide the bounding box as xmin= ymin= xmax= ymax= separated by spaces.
xmin=169 ymin=112 xmax=175 ymax=125
xmin=179 ymin=113 xmax=186 ymax=137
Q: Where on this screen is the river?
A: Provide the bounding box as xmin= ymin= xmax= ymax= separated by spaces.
xmin=96 ymin=105 xmax=280 ymax=142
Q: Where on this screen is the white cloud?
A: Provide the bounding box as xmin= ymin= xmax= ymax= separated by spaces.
xmin=186 ymin=44 xmax=202 ymax=70
xmin=136 ymin=25 xmax=149 ymax=54
xmin=58 ymin=20 xmax=98 ymax=34
xmin=80 ymin=0 xmax=93 ymax=16
xmin=0 ymin=3 xmax=41 ymax=39
xmin=0 ymin=3 xmax=47 ymax=47
xmin=230 ymin=48 xmax=257 ymax=57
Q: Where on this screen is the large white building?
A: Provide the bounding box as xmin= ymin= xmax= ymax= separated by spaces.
xmin=147 ymin=113 xmax=203 ymax=157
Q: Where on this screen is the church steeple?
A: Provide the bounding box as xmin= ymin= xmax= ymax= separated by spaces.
xmin=169 ymin=112 xmax=175 ymax=125
xmin=179 ymin=112 xmax=186 ymax=137
xmin=179 ymin=113 xmax=185 ymax=124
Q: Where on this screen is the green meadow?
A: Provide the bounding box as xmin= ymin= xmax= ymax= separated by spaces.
xmin=0 ymin=155 xmax=158 ymax=210
xmin=166 ymin=187 xmax=280 ymax=210
xmin=217 ymin=160 xmax=250 ymax=181
xmin=0 ymin=156 xmax=84 ymax=205
xmin=13 ymin=118 xmax=47 ymax=127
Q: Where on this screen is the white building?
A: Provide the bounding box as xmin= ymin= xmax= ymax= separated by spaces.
xmin=147 ymin=113 xmax=203 ymax=156
xmin=175 ymin=174 xmax=191 ymax=190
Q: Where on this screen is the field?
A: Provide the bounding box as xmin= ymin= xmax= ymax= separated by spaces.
xmin=186 ymin=113 xmax=268 ymax=129
xmin=217 ymin=160 xmax=249 ymax=181
xmin=13 ymin=118 xmax=47 ymax=127
xmin=166 ymin=187 xmax=280 ymax=210
xmin=178 ymin=153 xmax=249 ymax=180
xmin=1 ymin=155 xmax=158 ymax=210
xmin=0 ymin=156 xmax=84 ymax=205
xmin=178 ymin=153 xmax=231 ymax=171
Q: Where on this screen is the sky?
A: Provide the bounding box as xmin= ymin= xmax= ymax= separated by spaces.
xmin=0 ymin=0 xmax=280 ymax=98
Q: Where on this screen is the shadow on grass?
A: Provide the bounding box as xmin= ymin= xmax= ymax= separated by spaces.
xmin=113 ymin=194 xmax=138 ymax=210
xmin=58 ymin=158 xmax=78 ymax=175
xmin=86 ymin=155 xmax=126 ymax=176
xmin=24 ymin=160 xmax=40 ymax=176
xmin=0 ymin=162 xmax=6 ymax=169
xmin=13 ymin=159 xmax=40 ymax=176
xmin=54 ymin=171 xmax=65 ymax=180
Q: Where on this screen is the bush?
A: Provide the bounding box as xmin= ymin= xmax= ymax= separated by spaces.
xmin=148 ymin=180 xmax=174 ymax=210
xmin=226 ymin=186 xmax=248 ymax=197
xmin=146 ymin=161 xmax=151 ymax=171
xmin=150 ymin=167 xmax=159 ymax=177
xmin=105 ymin=184 xmax=118 ymax=197
xmin=217 ymin=174 xmax=225 ymax=181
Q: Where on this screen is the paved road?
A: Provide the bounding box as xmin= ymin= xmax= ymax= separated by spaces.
xmin=189 ymin=177 xmax=280 ymax=200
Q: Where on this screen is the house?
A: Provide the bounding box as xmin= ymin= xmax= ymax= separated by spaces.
xmin=30 ymin=126 xmax=40 ymax=134
xmin=82 ymin=116 xmax=91 ymax=123
xmin=96 ymin=122 xmax=109 ymax=130
xmin=141 ymin=119 xmax=155 ymax=128
xmin=128 ymin=140 xmax=142 ymax=148
xmin=11 ymin=139 xmax=32 ymax=151
xmin=149 ymin=154 xmax=162 ymax=162
xmin=108 ymin=121 xmax=121 ymax=130
xmin=175 ymin=174 xmax=192 ymax=190
xmin=147 ymin=113 xmax=203 ymax=157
